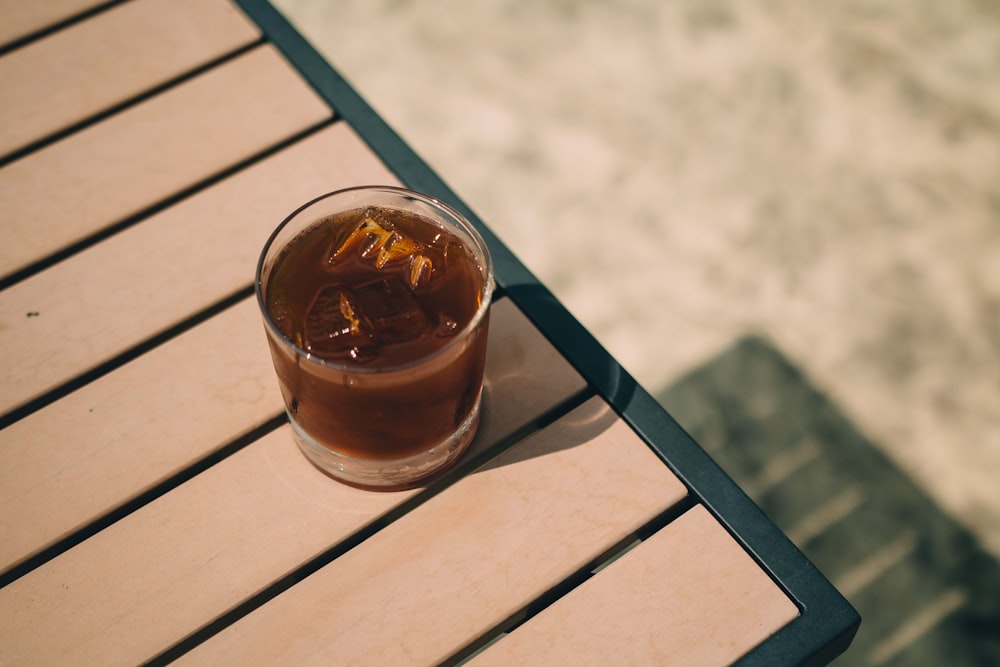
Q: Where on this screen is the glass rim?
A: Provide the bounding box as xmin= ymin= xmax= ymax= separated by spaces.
xmin=255 ymin=185 xmax=496 ymax=374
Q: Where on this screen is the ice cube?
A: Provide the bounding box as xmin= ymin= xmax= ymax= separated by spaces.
xmin=408 ymin=254 xmax=434 ymax=289
xmin=328 ymin=210 xmax=425 ymax=269
xmin=442 ymin=241 xmax=469 ymax=270
xmin=268 ymin=290 xmax=304 ymax=348
xmin=353 ymin=277 xmax=430 ymax=345
xmin=303 ymin=285 xmax=373 ymax=357
xmin=328 ymin=212 xmax=386 ymax=265
xmin=378 ymin=233 xmax=423 ymax=269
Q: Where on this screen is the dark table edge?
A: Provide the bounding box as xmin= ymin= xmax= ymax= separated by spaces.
xmin=233 ymin=1 xmax=861 ymax=663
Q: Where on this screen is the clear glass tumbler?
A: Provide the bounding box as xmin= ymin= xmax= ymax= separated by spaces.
xmin=256 ymin=186 xmax=494 ymax=489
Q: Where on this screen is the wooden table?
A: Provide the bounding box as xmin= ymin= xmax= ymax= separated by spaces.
xmin=0 ymin=1 xmax=859 ymax=664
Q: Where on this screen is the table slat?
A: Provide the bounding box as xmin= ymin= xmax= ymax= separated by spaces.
xmin=0 ymin=297 xmax=588 ymax=665
xmin=180 ymin=396 xmax=688 ymax=666
xmin=0 ymin=44 xmax=330 ymax=278
xmin=469 ymin=505 xmax=800 ymax=666
xmin=0 ymin=0 xmax=260 ymax=156
xmin=0 ymin=0 xmax=107 ymax=47
xmin=0 ymin=123 xmax=389 ymax=416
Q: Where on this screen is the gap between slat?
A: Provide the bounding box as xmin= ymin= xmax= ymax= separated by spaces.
xmin=0 ymin=0 xmax=126 ymax=56
xmin=0 ymin=413 xmax=287 ymax=589
xmin=0 ymin=39 xmax=266 ymax=169
xmin=0 ymin=285 xmax=253 ymax=430
xmin=1 ymin=0 xmax=263 ymax=156
xmin=441 ymin=497 xmax=696 ymax=667
xmin=0 ymin=118 xmax=335 ymax=291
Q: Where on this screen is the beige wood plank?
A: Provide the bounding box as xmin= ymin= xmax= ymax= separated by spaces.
xmin=0 ymin=0 xmax=260 ymax=155
xmin=0 ymin=0 xmax=107 ymax=46
xmin=0 ymin=297 xmax=588 ymax=665
xmin=0 ymin=44 xmax=330 ymax=278
xmin=0 ymin=298 xmax=281 ymax=574
xmin=181 ymin=399 xmax=688 ymax=666
xmin=0 ymin=122 xmax=388 ymax=416
xmin=469 ymin=505 xmax=800 ymax=666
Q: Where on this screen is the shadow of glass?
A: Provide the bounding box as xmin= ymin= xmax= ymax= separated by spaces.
xmin=474 ymin=396 xmax=618 ymax=474
xmin=503 ymin=282 xmax=638 ymax=412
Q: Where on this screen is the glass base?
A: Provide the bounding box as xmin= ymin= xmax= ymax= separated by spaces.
xmin=289 ymin=392 xmax=482 ymax=491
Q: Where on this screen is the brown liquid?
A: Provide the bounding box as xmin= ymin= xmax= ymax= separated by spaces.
xmin=263 ymin=206 xmax=490 ymax=461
